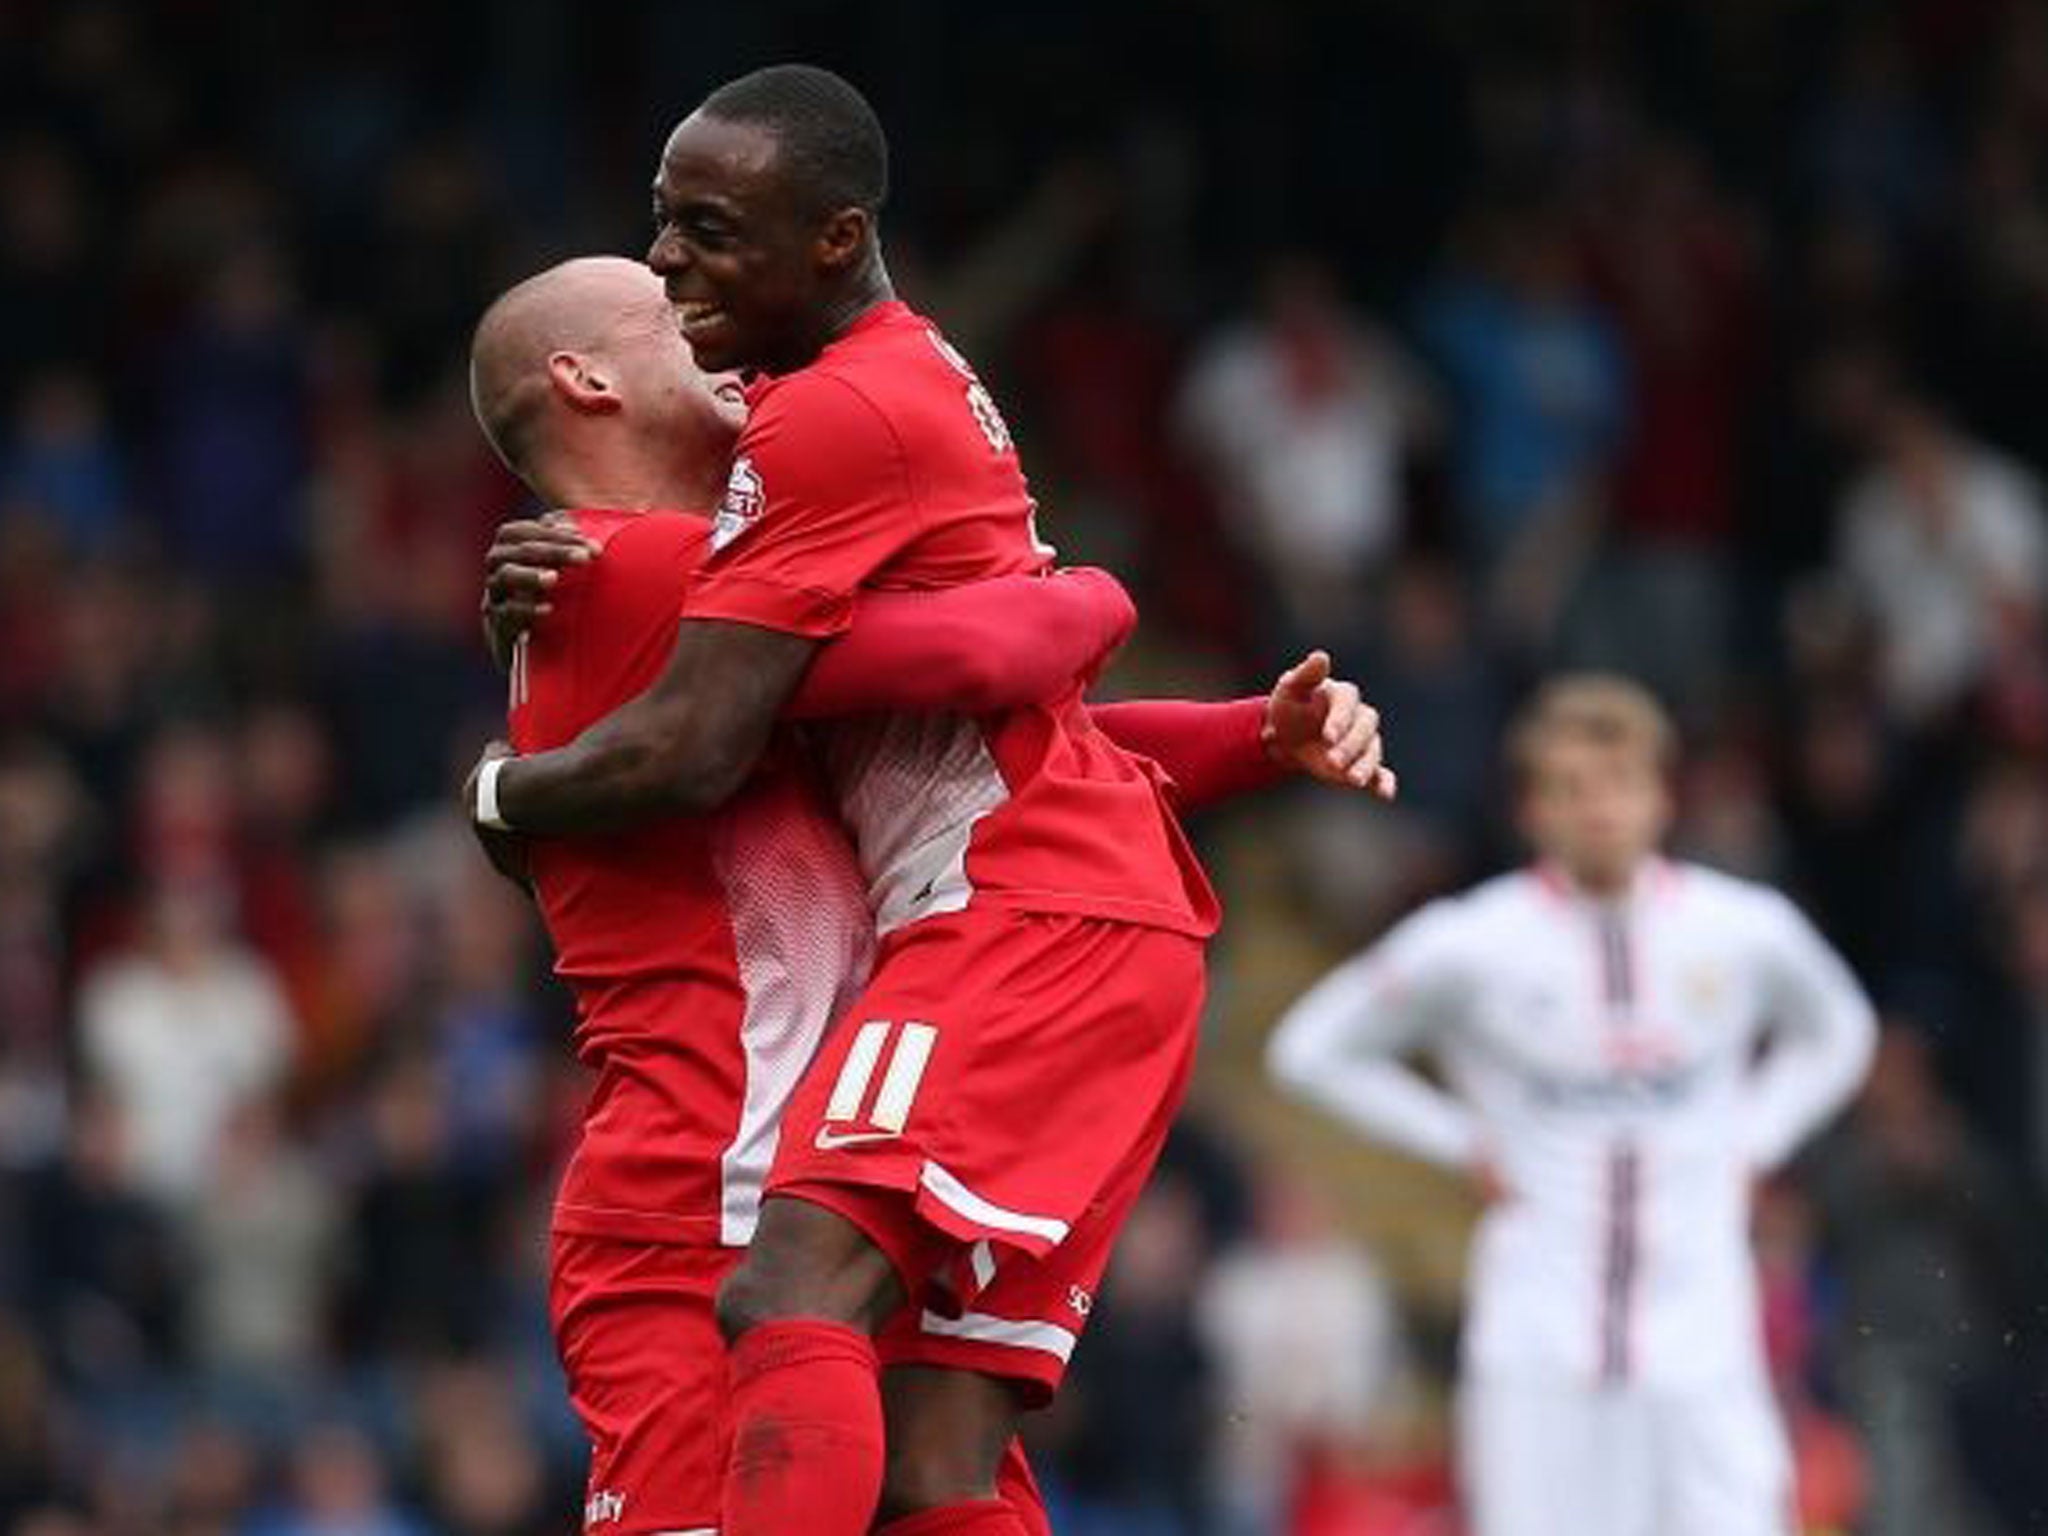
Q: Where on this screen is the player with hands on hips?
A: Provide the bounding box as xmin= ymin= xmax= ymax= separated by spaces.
xmin=1268 ymin=675 xmax=1876 ymax=1536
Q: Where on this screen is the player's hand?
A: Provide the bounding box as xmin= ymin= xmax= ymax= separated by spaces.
xmin=463 ymin=739 xmax=532 ymax=893
xmin=482 ymin=513 xmax=596 ymax=660
xmin=1262 ymin=650 xmax=1397 ymax=799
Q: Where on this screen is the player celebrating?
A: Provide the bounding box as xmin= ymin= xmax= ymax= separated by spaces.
xmin=463 ymin=64 xmax=1392 ymax=1536
xmin=469 ymin=254 xmax=1387 ymax=1536
xmin=475 ymin=255 xmax=1111 ymax=1536
xmin=1269 ymin=676 xmax=1877 ymax=1536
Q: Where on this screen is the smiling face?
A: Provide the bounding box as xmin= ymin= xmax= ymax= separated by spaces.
xmin=470 ymin=257 xmax=747 ymax=508
xmin=590 ymin=263 xmax=749 ymax=451
xmin=646 ymin=111 xmax=871 ymax=375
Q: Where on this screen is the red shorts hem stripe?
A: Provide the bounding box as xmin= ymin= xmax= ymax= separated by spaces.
xmin=914 ymin=1161 xmax=1069 ymax=1256
xmin=767 ymin=1158 xmax=1074 ymax=1276
xmin=876 ymin=1322 xmax=1068 ymax=1408
xmin=914 ymin=1309 xmax=1077 ymax=1362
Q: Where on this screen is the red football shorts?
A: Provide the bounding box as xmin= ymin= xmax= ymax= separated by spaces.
xmin=765 ymin=911 xmax=1207 ymax=1403
xmin=548 ymin=1233 xmax=738 ymax=1535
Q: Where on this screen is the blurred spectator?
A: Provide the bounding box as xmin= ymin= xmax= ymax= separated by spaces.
xmin=38 ymin=564 xmax=154 ymax=814
xmin=0 ymin=740 xmax=90 ymax=1168
xmin=1821 ymin=352 xmax=2048 ymax=730
xmin=162 ymin=1419 xmax=263 ymax=1536
xmin=1807 ymin=1025 xmax=2038 ymax=1536
xmin=1915 ymin=100 xmax=2048 ymax=468
xmin=1752 ymin=1182 xmax=1870 ymax=1533
xmin=1017 ymin=206 xmax=1242 ymax=652
xmin=232 ymin=704 xmax=335 ymax=1033
xmin=307 ymin=845 xmax=426 ymax=1095
xmin=1 ymin=373 xmax=127 ymax=557
xmin=1985 ymin=876 xmax=2048 ymax=1197
xmin=1574 ymin=138 xmax=1761 ymax=715
xmin=0 ymin=137 xmax=102 ymax=382
xmin=315 ymin=555 xmax=501 ymax=834
xmin=1357 ymin=554 xmax=1507 ymax=862
xmin=1417 ymin=196 xmax=1625 ymax=647
xmin=180 ymin=1098 xmax=339 ymax=1397
xmin=414 ymin=1363 xmax=560 ymax=1536
xmin=1176 ymin=255 xmax=1437 ymax=655
xmin=246 ymin=1422 xmax=426 ymax=1536
xmin=1779 ymin=692 xmax=1920 ymax=997
xmin=1803 ymin=18 xmax=1943 ymax=247
xmin=150 ymin=244 xmax=313 ymax=584
xmin=1048 ymin=1179 xmax=1213 ymax=1536
xmin=130 ymin=724 xmax=240 ymax=892
xmin=1272 ymin=556 xmax=1498 ymax=938
xmin=0 ymin=514 xmax=68 ymax=724
xmin=364 ymin=138 xmax=513 ymax=405
xmin=78 ymin=879 xmax=294 ymax=1205
xmin=1195 ymin=1169 xmax=1403 ymax=1536
xmin=427 ymin=867 xmax=545 ymax=1184
xmin=341 ymin=1059 xmax=494 ymax=1361
xmin=0 ymin=1323 xmax=62 ymax=1529
xmin=12 ymin=1089 xmax=177 ymax=1394
xmin=1670 ymin=726 xmax=1786 ymax=883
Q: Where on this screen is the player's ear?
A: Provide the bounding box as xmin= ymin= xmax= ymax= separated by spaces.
xmin=814 ymin=206 xmax=870 ymax=274
xmin=547 ymin=351 xmax=622 ymax=416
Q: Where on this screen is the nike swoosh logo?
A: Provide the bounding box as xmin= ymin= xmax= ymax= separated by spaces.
xmin=813 ymin=1127 xmax=900 ymax=1151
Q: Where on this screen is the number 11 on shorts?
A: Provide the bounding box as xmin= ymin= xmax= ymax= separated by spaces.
xmin=819 ymin=1021 xmax=937 ymax=1146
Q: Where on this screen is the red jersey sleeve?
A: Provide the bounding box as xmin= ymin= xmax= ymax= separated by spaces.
xmin=789 ymin=567 xmax=1136 ymax=719
xmin=1086 ymin=697 xmax=1285 ymax=811
xmin=685 ymin=372 xmax=920 ymax=638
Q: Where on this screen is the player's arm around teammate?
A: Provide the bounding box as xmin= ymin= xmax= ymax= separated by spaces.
xmin=483 ymin=521 xmax=1394 ymax=797
xmin=482 ymin=515 xmax=1140 ymax=718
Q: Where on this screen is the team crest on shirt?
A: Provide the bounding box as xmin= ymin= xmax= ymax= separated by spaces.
xmin=1682 ymin=963 xmax=1727 ymax=1013
xmin=711 ymin=455 xmax=764 ymax=551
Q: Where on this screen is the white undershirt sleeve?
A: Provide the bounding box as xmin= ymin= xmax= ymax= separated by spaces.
xmin=1743 ymin=892 xmax=1879 ymax=1171
xmin=1266 ymin=902 xmax=1483 ymax=1171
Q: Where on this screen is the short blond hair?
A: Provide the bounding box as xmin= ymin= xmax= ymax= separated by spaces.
xmin=1508 ymin=674 xmax=1676 ymax=786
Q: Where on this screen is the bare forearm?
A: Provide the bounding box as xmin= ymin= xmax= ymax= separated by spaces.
xmin=490 ymin=620 xmax=817 ymax=833
xmin=495 ymin=692 xmax=760 ymax=831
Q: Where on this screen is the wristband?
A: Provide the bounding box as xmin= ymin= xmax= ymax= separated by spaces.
xmin=475 ymin=755 xmax=514 ymax=831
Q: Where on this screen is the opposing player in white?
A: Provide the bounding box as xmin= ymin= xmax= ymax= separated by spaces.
xmin=1268 ymin=676 xmax=1877 ymax=1536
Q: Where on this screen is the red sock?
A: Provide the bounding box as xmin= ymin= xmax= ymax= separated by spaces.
xmin=873 ymin=1500 xmax=1031 ymax=1536
xmin=722 ymin=1320 xmax=884 ymax=1536
xmin=995 ymin=1439 xmax=1051 ymax=1536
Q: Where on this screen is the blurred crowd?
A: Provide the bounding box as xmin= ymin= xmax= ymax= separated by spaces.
xmin=9 ymin=0 xmax=2048 ymax=1532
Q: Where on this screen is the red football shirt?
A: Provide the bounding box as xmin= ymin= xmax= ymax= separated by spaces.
xmin=517 ymin=506 xmax=1260 ymax=1248
xmin=513 ymin=509 xmax=874 ymax=1247
xmin=686 ymin=300 xmax=1220 ymax=939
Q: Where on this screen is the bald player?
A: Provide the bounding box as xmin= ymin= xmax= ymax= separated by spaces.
xmin=467 ymin=255 xmax=1384 ymax=1536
